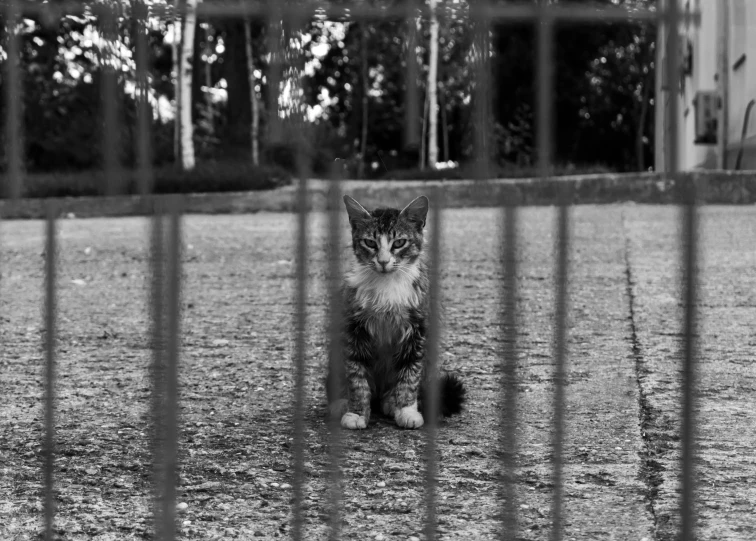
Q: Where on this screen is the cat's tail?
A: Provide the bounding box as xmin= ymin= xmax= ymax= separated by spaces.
xmin=423 ymin=373 xmax=466 ymax=418
xmin=439 ymin=373 xmax=466 ymax=417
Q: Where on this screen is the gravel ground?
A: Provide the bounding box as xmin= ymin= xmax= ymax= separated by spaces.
xmin=0 ymin=205 xmax=754 ymax=540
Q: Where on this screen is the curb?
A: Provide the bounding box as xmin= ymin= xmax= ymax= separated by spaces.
xmin=1 ymin=171 xmax=755 ymax=220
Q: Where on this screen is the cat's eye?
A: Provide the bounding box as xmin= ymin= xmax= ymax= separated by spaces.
xmin=392 ymin=239 xmax=407 ymax=249
xmin=363 ymin=239 xmax=378 ymax=249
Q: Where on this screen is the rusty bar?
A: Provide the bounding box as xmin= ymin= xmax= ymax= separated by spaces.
xmin=150 ymin=201 xmax=167 ymax=539
xmin=473 ymin=0 xmax=491 ymax=180
xmin=499 ymin=202 xmax=519 ymax=541
xmin=326 ymin=163 xmax=344 ymax=541
xmin=18 ymin=1 xmax=684 ymax=24
xmin=404 ymin=0 xmax=419 ymax=150
xmin=100 ymin=2 xmax=121 ymax=195
xmin=134 ymin=0 xmax=153 ymax=195
xmin=4 ymin=0 xmax=22 ymax=199
xmin=423 ymin=187 xmax=443 ymax=541
xmin=267 ymin=0 xmax=283 ymax=144
xmin=43 ymin=202 xmax=57 ymax=541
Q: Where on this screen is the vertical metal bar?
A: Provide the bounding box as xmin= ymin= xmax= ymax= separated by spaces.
xmin=550 ymin=190 xmax=569 ymax=541
xmin=537 ymin=3 xmax=554 ymax=179
xmin=536 ymin=5 xmax=566 ymax=541
xmin=404 ymin=0 xmax=419 ymax=150
xmin=665 ymin=0 xmax=697 ymax=536
xmin=326 ymin=163 xmax=344 ymax=541
xmin=150 ymin=201 xmax=166 ymax=539
xmin=151 ymin=196 xmax=182 ymax=541
xmin=473 ymin=0 xmax=491 ymax=180
xmin=291 ymin=169 xmax=308 ymax=541
xmin=135 ymin=0 xmax=153 ymax=196
xmin=267 ymin=0 xmax=283 ymax=144
xmin=664 ymin=0 xmax=680 ymax=178
xmin=4 ymin=0 xmax=22 ymax=199
xmin=499 ymin=203 xmax=519 ymax=541
xmin=101 ymin=2 xmax=121 ymax=195
xmin=164 ymin=196 xmax=182 ymax=541
xmin=423 ymin=187 xmax=443 ymax=541
xmin=43 ymin=202 xmax=57 ymax=541
xmin=680 ymin=177 xmax=698 ymax=541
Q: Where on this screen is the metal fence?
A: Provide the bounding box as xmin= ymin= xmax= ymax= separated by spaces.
xmin=2 ymin=1 xmax=698 ymax=540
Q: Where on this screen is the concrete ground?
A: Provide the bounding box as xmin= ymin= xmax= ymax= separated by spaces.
xmin=0 ymin=205 xmax=754 ymax=540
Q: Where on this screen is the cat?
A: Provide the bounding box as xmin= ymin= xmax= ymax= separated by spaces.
xmin=326 ymin=194 xmax=465 ymax=430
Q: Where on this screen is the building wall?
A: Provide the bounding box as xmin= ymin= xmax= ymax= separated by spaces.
xmin=656 ymin=0 xmax=756 ymax=171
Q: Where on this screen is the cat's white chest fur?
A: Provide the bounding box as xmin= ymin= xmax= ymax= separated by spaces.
xmin=346 ymin=263 xmax=421 ymax=314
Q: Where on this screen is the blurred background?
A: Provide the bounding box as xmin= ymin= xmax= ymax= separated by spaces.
xmin=0 ymin=0 xmax=750 ymax=197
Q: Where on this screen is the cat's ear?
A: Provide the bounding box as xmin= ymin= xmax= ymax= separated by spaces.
xmin=399 ymin=195 xmax=429 ymax=228
xmin=343 ymin=195 xmax=371 ymax=224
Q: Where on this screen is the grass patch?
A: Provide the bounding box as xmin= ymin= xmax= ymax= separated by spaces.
xmin=1 ymin=161 xmax=292 ymax=199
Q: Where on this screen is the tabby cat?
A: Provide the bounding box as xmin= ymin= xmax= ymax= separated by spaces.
xmin=327 ymin=195 xmax=465 ymax=430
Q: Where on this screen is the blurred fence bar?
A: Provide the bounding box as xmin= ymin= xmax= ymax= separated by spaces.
xmin=661 ymin=0 xmax=698 ymax=536
xmin=326 ymin=166 xmax=345 ymax=541
xmin=472 ymin=0 xmax=491 ymax=180
xmin=43 ymin=203 xmax=58 ymax=541
xmin=535 ymin=5 xmax=568 ymax=541
xmin=149 ymin=204 xmax=167 ymax=539
xmin=499 ymin=203 xmax=519 ymax=541
xmin=423 ymin=187 xmax=443 ymax=541
xmin=150 ymin=197 xmax=182 ymax=541
xmin=100 ymin=2 xmax=121 ymax=196
xmin=4 ymin=0 xmax=22 ymax=199
xmin=404 ymin=0 xmax=419 ymax=150
xmin=134 ymin=0 xmax=153 ymax=196
xmin=267 ymin=0 xmax=283 ymax=143
xmin=291 ymin=174 xmax=309 ymax=540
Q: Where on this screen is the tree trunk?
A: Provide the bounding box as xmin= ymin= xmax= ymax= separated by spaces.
xmin=420 ymin=91 xmax=429 ymax=170
xmin=636 ymin=69 xmax=651 ymax=172
xmin=357 ymin=23 xmax=369 ymax=179
xmin=427 ymin=0 xmax=439 ymax=168
xmin=172 ymin=0 xmax=181 ymax=162
xmin=440 ymin=86 xmax=449 ymax=163
xmin=244 ymin=18 xmax=260 ymax=165
xmin=177 ymin=0 xmax=198 ymax=170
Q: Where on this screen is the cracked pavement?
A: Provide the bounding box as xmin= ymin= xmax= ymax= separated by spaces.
xmin=1 ymin=204 xmax=755 ymax=540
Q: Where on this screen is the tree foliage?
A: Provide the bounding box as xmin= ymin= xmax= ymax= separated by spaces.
xmin=0 ymin=0 xmax=658 ymax=177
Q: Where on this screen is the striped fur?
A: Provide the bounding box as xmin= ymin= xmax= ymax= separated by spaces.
xmin=327 ymin=195 xmax=466 ymax=429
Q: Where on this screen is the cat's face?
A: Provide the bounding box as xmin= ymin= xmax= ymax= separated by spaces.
xmin=343 ymin=195 xmax=428 ymax=275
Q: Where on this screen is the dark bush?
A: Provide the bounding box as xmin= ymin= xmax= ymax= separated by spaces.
xmin=1 ymin=161 xmax=292 ymax=199
xmin=263 ymin=141 xmax=335 ymax=177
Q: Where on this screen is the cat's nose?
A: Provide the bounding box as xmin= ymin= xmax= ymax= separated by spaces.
xmin=378 ymin=260 xmax=390 ymax=271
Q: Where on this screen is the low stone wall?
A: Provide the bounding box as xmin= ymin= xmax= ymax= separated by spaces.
xmin=1 ymin=170 xmax=755 ymax=219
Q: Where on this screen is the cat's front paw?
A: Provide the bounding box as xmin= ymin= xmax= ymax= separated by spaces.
xmin=395 ymin=404 xmax=424 ymax=429
xmin=341 ymin=412 xmax=368 ymax=430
